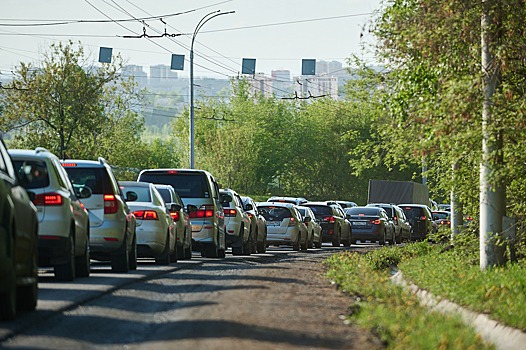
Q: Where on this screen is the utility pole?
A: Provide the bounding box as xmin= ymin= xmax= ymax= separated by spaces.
xmin=189 ymin=10 xmax=234 ymax=169
xmin=480 ymin=0 xmax=506 ymax=269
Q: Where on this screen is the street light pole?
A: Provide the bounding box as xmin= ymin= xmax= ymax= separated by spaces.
xmin=189 ymin=10 xmax=234 ymax=169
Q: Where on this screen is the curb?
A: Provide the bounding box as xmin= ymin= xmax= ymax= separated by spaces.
xmin=391 ymin=270 xmax=526 ymax=350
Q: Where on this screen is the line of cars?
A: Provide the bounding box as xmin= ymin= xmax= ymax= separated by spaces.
xmin=0 ymin=141 xmax=437 ymax=321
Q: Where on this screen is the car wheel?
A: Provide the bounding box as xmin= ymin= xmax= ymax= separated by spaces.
xmin=18 ymin=231 xmax=38 ymax=312
xmin=184 ymin=240 xmax=192 ymax=259
xmin=257 ymin=240 xmax=266 ymax=253
xmin=0 ymin=225 xmax=17 ymax=320
xmin=379 ymin=230 xmax=386 ymax=246
xmin=75 ymin=239 xmax=90 ymax=278
xmin=232 ymin=230 xmax=244 ymax=256
xmin=331 ymin=228 xmax=341 ymax=247
xmin=242 ymin=228 xmax=252 ymax=256
xmin=54 ymin=232 xmax=75 ymax=281
xmin=155 ymin=231 xmax=171 ymax=265
xmin=111 ymin=234 xmax=129 ymax=273
xmin=292 ymin=234 xmax=300 ymax=251
xmin=300 ymin=232 xmax=308 ymax=251
xmin=128 ymin=233 xmax=138 ymax=270
xmin=396 ymin=229 xmax=402 ymax=244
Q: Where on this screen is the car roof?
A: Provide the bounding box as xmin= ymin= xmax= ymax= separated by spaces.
xmin=9 ymin=148 xmax=58 ymax=159
xmin=138 ymin=168 xmax=213 ymax=176
xmin=257 ymin=201 xmax=294 ymax=208
xmin=304 ymin=201 xmax=334 ymax=206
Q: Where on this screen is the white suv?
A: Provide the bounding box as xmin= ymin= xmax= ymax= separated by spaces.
xmin=62 ymin=158 xmax=137 ymax=273
xmin=10 ymin=148 xmax=91 ymax=281
xmin=220 ymin=189 xmax=251 ymax=255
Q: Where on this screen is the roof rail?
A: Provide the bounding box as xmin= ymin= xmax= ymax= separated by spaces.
xmin=98 ymin=157 xmax=108 ymax=165
xmin=35 ymin=147 xmax=50 ymax=153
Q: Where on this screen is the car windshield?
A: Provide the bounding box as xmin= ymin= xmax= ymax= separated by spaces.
xmin=139 ymin=172 xmax=209 ymax=198
xmin=258 ymin=207 xmax=292 ymax=221
xmin=12 ymin=160 xmax=50 ymax=189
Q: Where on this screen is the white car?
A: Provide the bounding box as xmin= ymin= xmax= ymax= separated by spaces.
xmin=120 ymin=181 xmax=176 ymax=264
xmin=220 ymin=189 xmax=251 ymax=255
xmin=297 ymin=206 xmax=322 ymax=248
xmin=257 ymin=202 xmax=308 ymax=251
xmin=10 ymin=148 xmax=91 ymax=281
xmin=154 ymin=184 xmax=193 ymax=260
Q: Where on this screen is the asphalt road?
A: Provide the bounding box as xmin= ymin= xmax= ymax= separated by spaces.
xmin=0 ymin=244 xmax=383 ymax=350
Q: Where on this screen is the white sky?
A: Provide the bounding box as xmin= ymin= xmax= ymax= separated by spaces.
xmin=0 ymin=0 xmax=382 ymax=79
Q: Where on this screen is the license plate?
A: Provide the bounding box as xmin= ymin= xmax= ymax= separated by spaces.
xmin=353 ymin=221 xmax=367 ymax=226
xmin=267 ymin=221 xmax=281 ymax=226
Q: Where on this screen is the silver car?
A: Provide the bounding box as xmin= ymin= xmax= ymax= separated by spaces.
xmin=154 ymin=184 xmax=193 ymax=260
xmin=62 ymin=158 xmax=137 ymax=273
xmin=120 ymin=181 xmax=176 ymax=265
xmin=10 ymin=148 xmax=91 ymax=281
xmin=297 ymin=206 xmax=322 ymax=248
xmin=241 ymin=196 xmax=268 ymax=254
xmin=257 ymin=202 xmax=308 ymax=251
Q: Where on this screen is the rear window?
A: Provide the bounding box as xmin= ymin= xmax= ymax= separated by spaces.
xmin=258 ymin=206 xmax=292 ymax=221
xmin=156 ymin=188 xmax=172 ymax=204
xmin=121 ymin=185 xmax=151 ymax=202
xmin=139 ymin=172 xmax=210 ymax=198
xmin=346 ymin=207 xmax=380 ymax=216
xmin=401 ymin=206 xmax=426 ymax=219
xmin=433 ymin=212 xmax=450 ymax=220
xmin=12 ymin=160 xmax=50 ymax=189
xmin=305 ymin=205 xmax=332 ymax=218
xmin=64 ymin=167 xmax=112 ymax=195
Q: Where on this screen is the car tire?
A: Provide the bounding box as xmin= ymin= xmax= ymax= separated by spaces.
xmin=0 ymin=225 xmax=17 ymax=321
xmin=75 ymin=239 xmax=90 ymax=278
xmin=18 ymin=231 xmax=38 ymax=312
xmin=396 ymin=229 xmax=402 ymax=244
xmin=242 ymin=227 xmax=252 ymax=256
xmin=155 ymin=231 xmax=171 ymax=265
xmin=232 ymin=229 xmax=244 ymax=256
xmin=111 ymin=234 xmax=129 ymax=273
xmin=184 ymin=240 xmax=192 ymax=259
xmin=54 ymin=232 xmax=75 ymax=281
xmin=331 ymin=228 xmax=341 ymax=247
xmin=300 ymin=233 xmax=308 ymax=251
xmin=314 ymin=238 xmax=322 ymax=248
xmin=128 ymin=233 xmax=138 ymax=270
xmin=292 ymin=235 xmax=300 ymax=251
xmin=379 ymin=230 xmax=386 ymax=246
xmin=257 ymin=240 xmax=266 ymax=253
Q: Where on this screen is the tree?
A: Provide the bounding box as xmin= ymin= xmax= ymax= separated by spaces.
xmin=0 ymin=41 xmax=144 ymax=163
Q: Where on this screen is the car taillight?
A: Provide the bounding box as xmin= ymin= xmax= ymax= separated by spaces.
xmin=324 ymin=216 xmax=335 ymax=223
xmin=247 ymin=213 xmax=254 ymax=219
xmin=224 ymin=209 xmax=236 ymax=217
xmin=104 ymin=194 xmax=119 ymax=214
xmin=134 ymin=210 xmax=159 ymax=220
xmin=393 ymin=216 xmax=398 ymax=224
xmin=33 ymin=192 xmax=63 ymax=206
xmin=420 ymin=216 xmax=427 ymax=220
xmin=288 ymin=217 xmax=296 ymax=226
xmin=370 ymin=219 xmax=381 ymax=225
xmin=189 ymin=206 xmax=215 ymax=218
xmin=170 ymin=211 xmax=180 ymax=222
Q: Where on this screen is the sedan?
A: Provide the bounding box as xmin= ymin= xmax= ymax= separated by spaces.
xmin=345 ymin=206 xmax=395 ymax=245
xmin=119 ymin=181 xmax=176 ymax=264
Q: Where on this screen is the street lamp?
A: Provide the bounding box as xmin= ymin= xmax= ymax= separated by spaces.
xmin=190 ymin=10 xmax=235 ymax=169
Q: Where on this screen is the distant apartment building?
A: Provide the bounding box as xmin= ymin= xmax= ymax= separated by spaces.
xmin=294 ymin=75 xmax=339 ymax=100
xmin=246 ymin=73 xmax=275 ymax=98
xmin=122 ymin=64 xmax=147 ymax=87
xmin=316 ymin=60 xmax=344 ymax=76
xmin=149 ymin=64 xmax=178 ymax=87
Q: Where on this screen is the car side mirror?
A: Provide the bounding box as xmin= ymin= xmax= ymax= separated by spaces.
xmin=171 ymin=203 xmax=182 ymax=212
xmin=126 ymin=191 xmax=138 ymax=202
xmin=303 ymin=216 xmax=311 ymax=223
xmin=245 ymin=203 xmax=253 ymax=211
xmin=26 ymin=190 xmax=36 ymax=202
xmin=187 ymin=204 xmax=198 ymax=213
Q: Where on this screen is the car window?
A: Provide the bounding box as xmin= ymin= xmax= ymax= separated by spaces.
xmin=305 ymin=205 xmax=332 ymax=217
xmin=12 ymin=160 xmax=50 ymax=189
xmin=139 ymin=172 xmax=210 ymax=198
xmin=156 ymin=188 xmax=172 ymax=204
xmin=259 ymin=207 xmax=292 ymax=221
xmin=345 ymin=207 xmax=380 ymax=216
xmin=65 ymin=167 xmax=113 ymax=195
xmin=401 ymin=206 xmax=425 ymax=219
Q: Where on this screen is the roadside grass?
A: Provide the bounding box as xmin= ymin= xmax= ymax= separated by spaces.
xmin=325 ymin=227 xmax=526 ymax=348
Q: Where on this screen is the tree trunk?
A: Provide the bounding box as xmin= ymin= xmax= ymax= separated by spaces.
xmin=479 ymin=0 xmax=506 ymax=269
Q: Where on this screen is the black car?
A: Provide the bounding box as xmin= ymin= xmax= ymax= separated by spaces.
xmin=367 ymin=203 xmax=412 ymax=243
xmin=345 ymin=206 xmax=395 ymax=245
xmin=303 ymin=202 xmax=352 ymax=247
xmin=399 ymin=204 xmax=434 ymax=241
xmin=0 ymin=138 xmax=39 ymax=320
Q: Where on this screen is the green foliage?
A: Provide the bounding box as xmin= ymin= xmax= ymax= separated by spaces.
xmin=325 ymin=250 xmax=494 ymax=349
xmin=1 ymin=41 xmax=145 ymax=168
